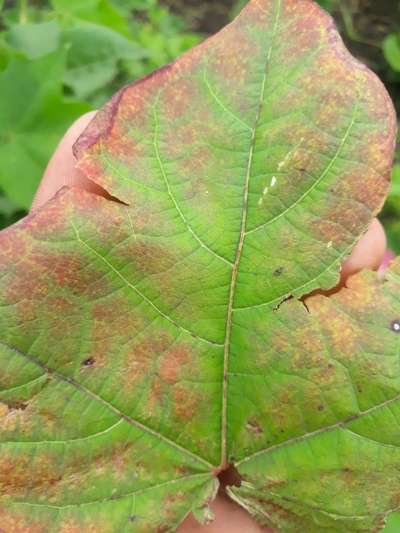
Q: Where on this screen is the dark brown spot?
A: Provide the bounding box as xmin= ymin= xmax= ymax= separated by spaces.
xmin=82 ymin=357 xmax=95 ymax=367
xmin=246 ymin=420 xmax=263 ymax=434
xmin=273 ymin=266 xmax=284 ymax=277
xmin=4 ymin=400 xmax=28 ymax=411
xmin=317 ymin=405 xmax=324 ymax=411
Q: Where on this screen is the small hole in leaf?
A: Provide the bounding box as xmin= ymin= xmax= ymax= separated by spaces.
xmin=273 ymin=266 xmax=284 ymax=277
xmin=218 ymin=464 xmax=242 ymax=488
xmin=391 ymin=320 xmax=400 ymax=333
xmin=82 ymin=357 xmax=95 ymax=367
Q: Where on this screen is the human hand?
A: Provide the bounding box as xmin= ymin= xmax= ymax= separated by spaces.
xmin=30 ymin=112 xmax=388 ymax=533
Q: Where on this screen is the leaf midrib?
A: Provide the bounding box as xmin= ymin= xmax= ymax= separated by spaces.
xmin=220 ymin=0 xmax=282 ymax=468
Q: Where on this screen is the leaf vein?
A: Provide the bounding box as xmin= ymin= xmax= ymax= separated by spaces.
xmin=0 ymin=340 xmax=214 ymax=469
xmin=72 ymin=222 xmax=223 ymax=347
xmin=152 ymin=104 xmax=234 ymax=267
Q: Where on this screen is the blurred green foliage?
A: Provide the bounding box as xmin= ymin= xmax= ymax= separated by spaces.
xmin=0 ymin=0 xmax=399 ymax=259
xmin=0 ymin=0 xmax=200 ymax=218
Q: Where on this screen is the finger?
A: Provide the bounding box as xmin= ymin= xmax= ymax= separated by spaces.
xmin=179 ymin=493 xmax=268 ymax=533
xmin=379 ymin=249 xmax=396 ymax=275
xmin=341 ymin=218 xmax=387 ymax=282
xmin=31 ymin=111 xmax=98 ymax=211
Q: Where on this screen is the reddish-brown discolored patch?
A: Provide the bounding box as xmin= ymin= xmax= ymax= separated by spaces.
xmin=246 ymin=419 xmax=263 ymax=435
xmin=59 ymin=520 xmax=104 ymax=533
xmin=158 ymin=345 xmax=191 ymax=385
xmin=32 ymin=251 xmax=93 ymax=294
xmin=0 ymin=453 xmax=62 ymax=496
xmin=172 ymin=384 xmax=200 ymax=421
xmin=123 ymin=333 xmax=172 ymax=389
xmin=148 ymin=379 xmax=164 ymax=409
xmin=93 ymin=441 xmax=134 ymax=481
xmin=0 ymin=508 xmax=46 ymax=533
xmin=161 ymin=79 xmax=195 ymax=123
xmin=0 ymin=227 xmax=27 ymax=269
xmin=122 ymin=239 xmax=177 ymax=277
xmin=85 ymin=297 xmax=146 ymax=369
xmin=255 ymin=497 xmax=294 ymax=524
xmin=58 ymin=521 xmax=85 ymax=533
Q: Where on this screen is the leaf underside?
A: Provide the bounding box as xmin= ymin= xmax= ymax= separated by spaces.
xmin=0 ymin=0 xmax=397 ymax=531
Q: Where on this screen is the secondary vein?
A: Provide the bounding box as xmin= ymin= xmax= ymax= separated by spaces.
xmin=0 ymin=340 xmax=214 ymax=469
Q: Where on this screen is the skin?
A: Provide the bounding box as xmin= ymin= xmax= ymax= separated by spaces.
xmin=30 ymin=112 xmax=387 ymax=533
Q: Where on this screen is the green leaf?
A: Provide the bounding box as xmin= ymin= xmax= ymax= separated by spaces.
xmin=391 ymin=164 xmax=400 ymax=196
xmin=386 ymin=218 xmax=400 ymax=254
xmin=383 ymin=33 xmax=400 ymax=72
xmin=0 ymin=37 xmax=14 ymax=71
xmin=6 ymin=20 xmax=61 ymax=59
xmin=0 ymin=193 xmax=25 ymax=231
xmin=51 ymin=0 xmax=132 ymax=37
xmin=62 ymin=22 xmax=147 ymax=99
xmin=0 ymin=1 xmax=397 ymax=531
xmin=382 ymin=165 xmax=400 ymax=254
xmin=316 ymin=0 xmax=336 ymax=11
xmin=231 ymin=0 xmax=249 ymax=19
xmin=0 ymin=51 xmax=91 ymax=208
xmin=385 ymin=512 xmax=400 ymax=533
xmin=0 ymin=191 xmax=20 ymax=219
xmin=111 ymin=0 xmax=157 ymax=11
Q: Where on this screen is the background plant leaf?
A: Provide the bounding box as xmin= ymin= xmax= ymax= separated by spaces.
xmin=51 ymin=0 xmax=132 ymax=37
xmin=0 ymin=0 xmax=398 ymax=531
xmin=384 ymin=33 xmax=400 ymax=72
xmin=0 ymin=0 xmax=201 ymax=219
xmin=6 ymin=20 xmax=61 ymax=59
xmin=0 ymin=50 xmax=91 ymax=208
xmin=61 ymin=22 xmax=147 ymax=100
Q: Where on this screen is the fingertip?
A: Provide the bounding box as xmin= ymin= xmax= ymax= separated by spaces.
xmin=179 ymin=493 xmax=267 ymax=533
xmin=31 ymin=111 xmax=97 ymax=211
xmin=341 ymin=218 xmax=387 ymax=282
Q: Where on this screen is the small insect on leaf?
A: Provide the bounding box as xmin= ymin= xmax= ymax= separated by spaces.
xmin=0 ymin=0 xmax=397 ymax=532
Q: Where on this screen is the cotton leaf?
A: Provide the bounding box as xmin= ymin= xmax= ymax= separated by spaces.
xmin=0 ymin=1 xmax=397 ymax=531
